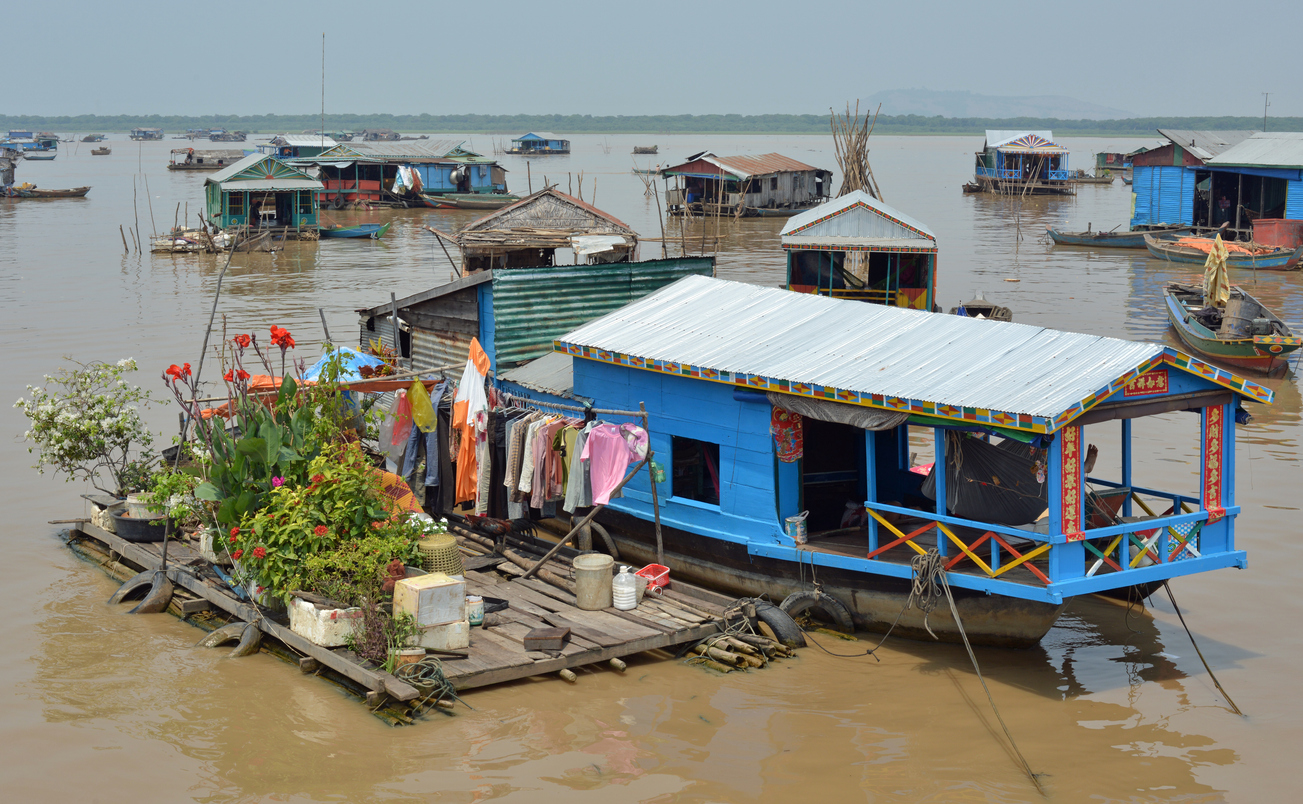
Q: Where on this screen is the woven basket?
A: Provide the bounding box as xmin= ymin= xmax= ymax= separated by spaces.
xmin=417 ymin=533 xmax=464 ymax=576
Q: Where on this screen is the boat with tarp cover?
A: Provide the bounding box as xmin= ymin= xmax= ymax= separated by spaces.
xmin=522 ymin=274 xmax=1271 ymax=647
xmin=1145 ymin=234 xmax=1303 ymax=270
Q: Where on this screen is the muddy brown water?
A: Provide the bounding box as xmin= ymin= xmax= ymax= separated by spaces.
xmin=2 ymin=135 xmax=1299 ymax=802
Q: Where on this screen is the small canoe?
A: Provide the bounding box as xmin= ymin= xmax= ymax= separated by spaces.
xmin=91 ymin=147 xmax=111 ymax=156
xmin=8 ymin=186 xmax=90 ymax=198
xmin=1121 ymin=175 xmax=1133 ymax=185
xmin=949 ymin=295 xmax=1012 ymax=322
xmin=1144 ymin=234 xmax=1303 ymax=270
xmin=1048 ymin=225 xmax=1191 ymax=248
xmin=22 ymin=152 xmax=57 ymax=161
xmin=320 ymin=221 xmax=391 ymax=239
xmin=1164 ymin=283 xmax=1302 ymax=373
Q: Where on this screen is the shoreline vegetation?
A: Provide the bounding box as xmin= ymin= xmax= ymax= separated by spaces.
xmin=3 ymin=113 xmax=1299 ymax=138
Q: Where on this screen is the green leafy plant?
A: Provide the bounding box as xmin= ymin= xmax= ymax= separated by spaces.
xmin=15 ymin=358 xmax=156 ymax=496
xmin=143 ymin=465 xmax=203 ymax=523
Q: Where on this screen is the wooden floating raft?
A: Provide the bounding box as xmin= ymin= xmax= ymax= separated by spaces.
xmin=64 ymin=512 xmax=789 ymax=722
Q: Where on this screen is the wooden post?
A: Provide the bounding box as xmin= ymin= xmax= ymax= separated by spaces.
xmin=119 ymin=224 xmax=129 ymax=255
xmin=390 ymin=293 xmax=400 ymax=360
xmin=132 ymin=176 xmax=142 ymax=251
xmin=527 ymin=161 xmax=532 ymax=194
xmin=144 ymin=173 xmax=157 ymax=236
xmin=318 ymin=308 xmax=331 ymax=342
xmin=653 ymin=180 xmax=667 ymax=259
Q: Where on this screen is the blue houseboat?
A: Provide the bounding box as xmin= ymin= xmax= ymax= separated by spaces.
xmin=130 ymin=128 xmax=164 ymax=141
xmin=2 ymin=131 xmax=58 ymax=160
xmin=780 ymin=190 xmax=936 ymax=311
xmin=534 ymin=274 xmax=1269 ymax=647
xmin=293 ymin=140 xmax=508 ymax=206
xmin=508 ymin=132 xmax=570 ymax=155
xmin=973 ymin=130 xmax=1073 ymax=195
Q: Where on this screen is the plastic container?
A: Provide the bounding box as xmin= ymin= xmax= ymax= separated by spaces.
xmin=1252 ymin=218 xmax=1303 ymax=249
xmin=612 ymin=566 xmax=638 ymax=611
xmin=288 ymin=597 xmax=363 ymax=647
xmin=466 ymin=595 xmax=484 ymax=626
xmin=394 ymin=572 xmax=466 ymax=627
xmin=573 ymin=553 xmax=614 ymax=610
xmin=636 ymin=563 xmax=670 ymax=591
xmin=125 ymin=493 xmax=151 ymax=519
xmin=785 ymin=511 xmax=809 ymax=545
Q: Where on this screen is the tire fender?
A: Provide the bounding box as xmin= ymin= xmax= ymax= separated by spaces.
xmin=780 ymin=590 xmax=855 ymax=634
xmin=753 ymin=600 xmax=806 ymax=648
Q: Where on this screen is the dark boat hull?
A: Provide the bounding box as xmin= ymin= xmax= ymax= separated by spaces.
xmin=1048 ymin=226 xmax=1191 ymax=248
xmin=595 ymin=508 xmax=1064 ymax=648
xmin=7 ymin=186 xmax=90 ymax=198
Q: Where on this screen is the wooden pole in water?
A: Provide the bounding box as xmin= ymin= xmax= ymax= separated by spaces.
xmin=526 ymin=161 xmax=532 ymax=194
xmin=318 ymin=308 xmax=332 ymax=342
xmin=653 ymin=179 xmax=667 ymax=258
xmin=144 ymin=173 xmax=157 ymax=236
xmin=132 ymin=176 xmax=142 ymax=251
xmin=174 ymin=202 xmax=180 ymax=232
xmin=120 ymin=224 xmax=129 ymax=255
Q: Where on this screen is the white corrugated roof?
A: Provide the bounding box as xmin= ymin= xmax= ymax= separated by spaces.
xmin=1206 ymin=132 xmax=1303 ymax=169
xmin=558 ymin=275 xmax=1176 ymax=425
xmin=273 ymin=134 xmax=339 ymax=148
xmin=780 ymin=190 xmax=936 ymax=247
xmin=1156 ymin=129 xmax=1255 ymax=161
xmin=986 ymin=130 xmax=1054 ymax=148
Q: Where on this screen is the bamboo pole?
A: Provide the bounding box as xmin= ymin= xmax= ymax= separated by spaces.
xmin=144 ymin=173 xmax=157 ymax=236
xmin=119 ymin=224 xmax=129 ymax=255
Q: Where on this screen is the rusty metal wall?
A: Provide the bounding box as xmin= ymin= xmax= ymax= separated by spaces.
xmin=358 ymin=314 xmax=395 ymax=354
xmin=411 ymin=325 xmax=473 ymax=372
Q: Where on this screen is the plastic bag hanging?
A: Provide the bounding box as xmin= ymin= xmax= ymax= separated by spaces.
xmin=408 ymin=380 xmax=437 ymax=433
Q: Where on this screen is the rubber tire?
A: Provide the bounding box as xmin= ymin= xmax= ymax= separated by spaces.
xmin=754 ymin=600 xmax=806 ymax=648
xmin=780 ymin=591 xmax=855 ymax=634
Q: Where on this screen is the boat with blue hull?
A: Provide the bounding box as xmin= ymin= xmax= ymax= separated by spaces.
xmin=1048 ymin=225 xmax=1190 ymax=248
xmin=320 ymin=221 xmax=391 ymax=239
xmin=1145 ymin=234 xmax=1303 ymax=270
xmin=521 ymin=275 xmax=1271 ymax=647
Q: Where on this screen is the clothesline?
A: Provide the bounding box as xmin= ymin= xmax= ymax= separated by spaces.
xmin=501 ymin=393 xmax=647 ymax=420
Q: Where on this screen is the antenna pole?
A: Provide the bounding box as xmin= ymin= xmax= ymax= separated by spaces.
xmin=321 ymin=33 xmax=326 ymax=148
xmin=1262 ymin=92 xmax=1270 ymax=132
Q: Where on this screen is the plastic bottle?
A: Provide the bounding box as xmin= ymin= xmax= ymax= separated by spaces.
xmin=612 ymin=566 xmax=638 ymax=611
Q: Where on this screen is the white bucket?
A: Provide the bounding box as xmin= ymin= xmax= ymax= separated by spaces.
xmin=573 ymin=553 xmax=614 ymax=610
xmin=786 ymin=511 xmax=810 ymax=545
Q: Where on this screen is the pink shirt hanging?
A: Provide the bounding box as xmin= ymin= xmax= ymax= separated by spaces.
xmin=581 ymin=423 xmax=649 ymax=505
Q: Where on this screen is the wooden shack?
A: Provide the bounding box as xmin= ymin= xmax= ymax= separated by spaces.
xmin=454 ymin=187 xmax=637 ymax=274
xmin=660 ymin=152 xmax=832 ymax=217
xmin=203 ymin=153 xmax=323 ymax=231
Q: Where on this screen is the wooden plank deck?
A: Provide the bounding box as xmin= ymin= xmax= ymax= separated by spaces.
xmin=66 ymin=520 xmax=733 ymax=709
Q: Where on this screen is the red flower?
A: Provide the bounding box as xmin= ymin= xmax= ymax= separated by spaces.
xmin=165 ymin=363 xmax=192 ymax=382
xmin=232 ymin=549 xmax=243 ymax=560
xmin=237 ymin=369 xmax=250 ymax=381
xmin=313 ymin=525 xmax=328 ymax=536
xmin=311 ymin=474 xmax=325 ymax=484
xmin=228 ymin=534 xmax=238 ymax=544
xmin=252 ymin=546 xmax=267 ymax=559
xmin=370 ymin=521 xmax=384 ymax=529
xmin=224 ymin=369 xmax=234 ymax=382
xmin=233 ymin=334 xmax=251 ymax=348
xmin=230 ymin=527 xmax=240 ymax=537
xmin=270 ymin=325 xmax=296 ymax=350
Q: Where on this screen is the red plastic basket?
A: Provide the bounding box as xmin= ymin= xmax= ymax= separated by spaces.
xmin=636 ymin=563 xmax=669 ymax=590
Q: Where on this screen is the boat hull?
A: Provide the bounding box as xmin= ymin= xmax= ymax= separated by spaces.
xmin=6 ymin=186 xmax=90 ymax=198
xmin=1145 ymin=236 xmax=1303 ymax=270
xmin=320 ymin=222 xmax=390 ymax=239
xmin=421 ymin=193 xmax=518 ymax=210
xmin=1163 ymin=287 xmax=1301 ymax=373
xmin=1048 ymin=226 xmax=1191 ymax=248
xmin=595 ymin=509 xmax=1064 ymax=648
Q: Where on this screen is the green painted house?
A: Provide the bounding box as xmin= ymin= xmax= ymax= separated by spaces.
xmin=203 ymin=153 xmax=323 ymax=230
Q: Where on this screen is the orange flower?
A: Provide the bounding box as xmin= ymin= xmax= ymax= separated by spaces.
xmin=233 ymin=334 xmax=251 ymax=348
xmin=269 ymin=325 xmax=296 ymax=350
xmin=313 ymin=525 xmax=328 ymax=537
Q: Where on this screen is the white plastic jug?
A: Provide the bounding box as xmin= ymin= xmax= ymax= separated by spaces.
xmin=612 ymin=566 xmax=638 ymax=611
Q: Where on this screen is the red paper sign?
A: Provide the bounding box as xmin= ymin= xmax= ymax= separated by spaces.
xmin=1061 ymin=425 xmax=1084 ymax=541
xmin=1123 ymin=370 xmax=1168 ymax=397
xmin=1203 ymin=406 xmax=1225 ymax=523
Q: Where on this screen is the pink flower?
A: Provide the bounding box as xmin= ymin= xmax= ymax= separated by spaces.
xmin=271 ymin=476 xmax=285 ymax=487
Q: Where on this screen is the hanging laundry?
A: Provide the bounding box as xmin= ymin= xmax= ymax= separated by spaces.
xmin=408 ymin=380 xmax=437 ymax=433
xmin=376 ymin=390 xmax=411 ymax=466
xmin=581 ymin=423 xmax=649 ymax=505
xmin=563 ymin=422 xmax=597 ymax=513
xmin=771 ymin=408 xmax=803 ymax=462
xmin=452 ymin=338 xmax=490 ymax=505
xmin=403 ymin=379 xmax=448 ymax=487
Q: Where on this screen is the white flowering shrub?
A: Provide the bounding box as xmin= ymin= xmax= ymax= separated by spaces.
xmin=15 ymin=358 xmax=157 ymax=496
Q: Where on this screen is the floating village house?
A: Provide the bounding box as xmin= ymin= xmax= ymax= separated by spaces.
xmin=453 ymin=187 xmax=638 ymax=274
xmin=203 ymin=153 xmax=323 ymax=231
xmin=508 ymin=132 xmax=570 ymax=155
xmin=661 ymin=153 xmax=832 ymax=216
xmin=536 ymin=274 xmax=1269 ymax=645
xmin=1132 ymin=130 xmax=1303 ymax=245
xmin=293 ymin=141 xmax=506 ymax=205
xmin=130 ymin=127 xmax=164 ymax=141
xmin=973 ymin=131 xmax=1073 ymax=195
xmin=361 ymin=129 xmax=402 ymax=142
xmin=780 ymin=190 xmax=937 ymax=311
xmin=260 ymin=134 xmax=339 ymax=159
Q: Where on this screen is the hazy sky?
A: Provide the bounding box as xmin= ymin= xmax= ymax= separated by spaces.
xmin=9 ymin=0 xmax=1300 ymax=119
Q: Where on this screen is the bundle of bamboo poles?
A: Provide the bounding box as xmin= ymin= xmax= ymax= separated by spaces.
xmin=831 ymin=101 xmax=884 ymax=201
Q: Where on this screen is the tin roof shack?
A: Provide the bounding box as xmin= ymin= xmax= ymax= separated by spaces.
xmin=455 ymin=188 xmax=637 ymax=274
xmin=780 ymin=190 xmax=937 ymax=311
xmin=356 ymin=257 xmax=715 ymax=378
xmin=295 ymin=141 xmax=505 ymax=206
xmin=203 ymin=153 xmax=323 ymax=232
xmin=130 ymin=128 xmax=164 ymax=141
xmin=661 ymin=152 xmax=832 ymax=217
xmin=508 ymin=132 xmax=570 ymax=155
xmin=1095 ymin=146 xmax=1148 ymax=175
xmin=1129 ymin=130 xmax=1256 ymax=231
xmin=261 ymin=134 xmax=339 ymax=159
xmin=973 ymin=131 xmax=1073 ymax=195
xmin=1203 ymin=132 xmax=1303 ymax=244
xmin=550 ymin=274 xmax=1271 ymax=646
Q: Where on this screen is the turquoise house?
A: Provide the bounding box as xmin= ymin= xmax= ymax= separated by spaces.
xmin=203 ymin=153 xmax=323 ymax=230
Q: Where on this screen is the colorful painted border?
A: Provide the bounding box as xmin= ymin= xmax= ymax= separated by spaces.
xmin=783 ymin=200 xmax=934 ymax=242
xmin=781 ymin=243 xmax=936 ymax=253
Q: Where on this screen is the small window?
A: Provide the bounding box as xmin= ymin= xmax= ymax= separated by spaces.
xmin=672 ymin=436 xmax=720 ymax=506
xmin=226 ymin=192 xmax=244 ymax=216
xmin=298 ymin=191 xmax=313 ymax=216
xmin=770 ymin=176 xmax=778 ymax=190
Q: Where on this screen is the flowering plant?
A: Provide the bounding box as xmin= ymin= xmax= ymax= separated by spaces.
xmin=15 ymin=358 xmax=157 ymax=496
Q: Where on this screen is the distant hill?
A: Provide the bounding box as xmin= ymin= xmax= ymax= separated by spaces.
xmin=860 ymin=89 xmax=1138 ymax=121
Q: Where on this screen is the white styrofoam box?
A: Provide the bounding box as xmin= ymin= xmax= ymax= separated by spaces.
xmin=394 ymin=572 xmax=466 ymax=627
xmin=198 ymin=528 xmax=233 ymax=566
xmin=415 ymin=618 xmax=470 ymax=650
xmin=288 ymin=597 xmax=364 ymax=647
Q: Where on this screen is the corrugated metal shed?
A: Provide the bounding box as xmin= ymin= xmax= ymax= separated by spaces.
xmin=662 ymin=152 xmax=822 ymax=180
xmin=357 ymin=272 xmax=491 ymax=317
xmin=1156 ymin=129 xmax=1255 ymax=162
xmin=313 ymin=141 xmax=471 ymax=163
xmin=1206 ymin=132 xmax=1303 ymax=169
xmin=780 ymin=190 xmax=936 ymax=250
xmin=557 ymin=275 xmax=1237 ymax=426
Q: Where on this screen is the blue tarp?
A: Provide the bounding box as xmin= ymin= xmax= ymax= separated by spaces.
xmin=302 ymin=347 xmax=386 ymax=382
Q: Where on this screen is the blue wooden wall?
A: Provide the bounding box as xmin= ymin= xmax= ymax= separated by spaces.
xmin=1132 ymin=165 xmax=1195 ymax=227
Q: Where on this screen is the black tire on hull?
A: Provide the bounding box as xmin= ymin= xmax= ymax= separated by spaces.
xmin=780 ymin=590 xmax=855 ymax=633
xmin=754 ymin=601 xmax=806 ymax=648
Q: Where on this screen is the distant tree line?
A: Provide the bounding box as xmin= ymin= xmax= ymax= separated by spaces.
xmin=1 ymin=112 xmax=1297 ymax=137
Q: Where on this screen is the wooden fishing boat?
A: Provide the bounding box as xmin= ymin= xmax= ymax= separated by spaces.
xmin=421 ymin=193 xmax=519 ymax=210
xmin=7 ymin=186 xmax=90 ymax=198
xmin=22 ymin=151 xmax=56 ymax=161
xmin=1164 ymin=283 xmax=1301 ymax=373
xmin=949 ymin=294 xmax=1012 ymax=321
xmin=1048 ymin=224 xmax=1191 ymax=248
xmin=1144 ymin=234 xmax=1303 ymax=270
xmin=1066 ymin=170 xmax=1115 ymax=185
xmin=91 ymin=147 xmax=111 ymax=156
xmin=320 ymin=221 xmax=391 ymax=239
xmin=1121 ymin=175 xmax=1133 ymax=186
xmin=632 ymin=145 xmax=658 ymax=155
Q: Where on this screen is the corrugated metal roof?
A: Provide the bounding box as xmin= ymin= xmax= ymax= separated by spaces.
xmin=272 ymin=134 xmax=339 ymax=148
xmin=662 ymin=152 xmax=824 ymax=180
xmin=780 ymin=190 xmax=936 ymax=247
xmin=357 ymin=271 xmax=491 ymax=317
xmin=515 ymin=132 xmax=564 ymax=141
xmin=985 ymin=130 xmax=1053 ymax=148
xmin=1157 ymin=129 xmax=1256 ymax=161
xmin=206 ymin=153 xmax=271 ymax=183
xmin=223 ymin=179 xmax=322 ymax=191
xmin=499 ymin=352 xmax=578 ymax=398
xmin=204 ymin=153 xmax=321 ymax=189
xmin=315 ymin=140 xmax=468 ymax=162
xmin=1206 ymin=131 xmax=1303 ymax=169
xmin=556 ymin=275 xmax=1252 ymax=428
xmin=460 ymin=187 xmax=636 ymax=237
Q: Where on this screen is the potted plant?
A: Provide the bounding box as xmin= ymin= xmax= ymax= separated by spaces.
xmin=16 ymin=358 xmax=158 ymax=532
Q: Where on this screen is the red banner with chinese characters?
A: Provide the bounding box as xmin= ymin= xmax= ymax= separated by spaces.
xmin=1123 ymin=369 xmax=1168 ymax=397
xmin=1203 ymin=405 xmax=1226 ymax=524
xmin=1060 ymin=425 xmax=1084 ymax=541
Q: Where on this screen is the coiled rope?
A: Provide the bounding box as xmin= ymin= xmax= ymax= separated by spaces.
xmin=395 ymin=656 xmax=473 ymax=713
